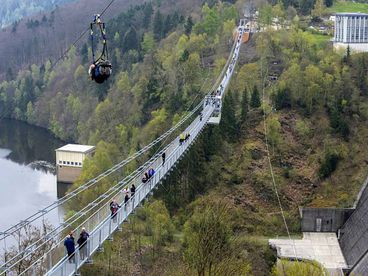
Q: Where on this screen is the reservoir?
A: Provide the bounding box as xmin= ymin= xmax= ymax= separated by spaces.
xmin=0 ymin=119 xmax=66 ymax=233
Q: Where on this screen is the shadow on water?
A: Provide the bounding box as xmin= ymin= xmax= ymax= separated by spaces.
xmin=57 ymin=182 xmax=73 ymax=198
xmin=0 ymin=119 xmax=64 ymax=165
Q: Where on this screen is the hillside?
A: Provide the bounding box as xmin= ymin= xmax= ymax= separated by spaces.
xmin=0 ymin=0 xmax=205 ymax=77
xmin=4 ymin=0 xmax=368 ymax=275
xmin=0 ymin=0 xmax=76 ymax=29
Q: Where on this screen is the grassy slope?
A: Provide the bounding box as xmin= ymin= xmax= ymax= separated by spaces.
xmin=327 ymin=1 xmax=368 ymax=14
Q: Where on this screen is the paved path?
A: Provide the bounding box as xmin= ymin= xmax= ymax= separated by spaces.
xmin=269 ymin=232 xmax=348 ymax=275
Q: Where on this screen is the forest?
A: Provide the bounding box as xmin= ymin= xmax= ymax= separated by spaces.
xmin=4 ymin=0 xmax=368 ymax=274
xmin=0 ymin=0 xmax=75 ymax=28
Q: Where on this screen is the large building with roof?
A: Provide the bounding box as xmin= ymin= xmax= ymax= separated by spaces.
xmin=334 ymin=12 xmax=368 ymax=52
xmin=55 ymin=144 xmax=95 ymax=183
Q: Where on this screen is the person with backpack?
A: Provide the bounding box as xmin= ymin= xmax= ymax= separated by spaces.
xmin=110 ymin=199 xmax=120 ymax=223
xmin=77 ymin=228 xmax=90 ymax=260
xmin=64 ymin=232 xmax=75 ymax=263
xmin=148 ymin=167 xmax=155 ymax=178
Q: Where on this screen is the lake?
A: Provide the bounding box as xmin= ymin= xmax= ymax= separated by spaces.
xmin=0 ymin=119 xmax=69 ymax=233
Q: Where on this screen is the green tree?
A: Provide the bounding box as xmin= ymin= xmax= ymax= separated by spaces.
xmin=26 ymin=101 xmax=34 ymax=123
xmin=324 ymin=0 xmax=333 ymax=8
xmin=142 ymin=32 xmax=155 ymax=54
xmin=153 ymin=10 xmax=164 ymax=40
xmin=220 ymin=91 xmax=238 ymax=140
xmin=122 ymin=27 xmax=139 ymax=52
xmin=250 ymin=85 xmax=261 ymax=108
xmin=311 ymin=0 xmax=325 ymax=19
xmin=240 ymin=88 xmax=249 ymax=124
xmin=267 ymin=115 xmax=282 ymax=152
xmin=259 ymin=4 xmax=273 ymax=27
xmin=200 ymin=3 xmax=221 ymax=36
xmin=319 ymin=150 xmax=340 ymax=179
xmin=183 ymin=202 xmax=231 ymax=276
xmin=184 ymin=16 xmax=194 ymax=35
xmin=143 ymin=2 xmax=153 ymax=26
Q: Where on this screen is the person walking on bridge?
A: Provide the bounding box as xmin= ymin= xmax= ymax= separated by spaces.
xmin=110 ymin=199 xmax=120 ymax=223
xmin=148 ymin=167 xmax=155 ymax=178
xmin=124 ymin=191 xmax=130 ymax=212
xmin=162 ymin=152 xmax=166 ymax=165
xmin=77 ymin=228 xmax=89 ymax=260
xmin=130 ymin=184 xmax=136 ymax=197
xmin=64 ymin=232 xmax=75 ymax=263
xmin=179 ymin=133 xmax=185 ymax=145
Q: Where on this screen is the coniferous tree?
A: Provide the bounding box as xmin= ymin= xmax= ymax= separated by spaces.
xmin=324 ymin=0 xmax=333 ymax=8
xmin=184 ymin=16 xmax=194 ymax=35
xmin=250 ymin=85 xmax=261 ymax=108
xmin=163 ymin=15 xmax=173 ymax=36
xmin=153 ymin=10 xmax=164 ymax=40
xmin=240 ymin=88 xmax=249 ymax=124
xmin=122 ymin=27 xmax=139 ymax=52
xmin=220 ymin=91 xmax=238 ymax=140
xmin=143 ymin=2 xmax=154 ymax=26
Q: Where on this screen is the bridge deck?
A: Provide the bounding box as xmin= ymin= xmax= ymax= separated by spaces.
xmin=4 ymin=21 xmax=247 ymax=276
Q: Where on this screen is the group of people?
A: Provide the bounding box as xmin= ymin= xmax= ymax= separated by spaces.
xmin=64 ymin=228 xmax=90 ymax=263
xmin=64 ymin=182 xmax=138 ymax=262
xmin=142 ymin=167 xmax=155 ymax=183
xmin=179 ymin=132 xmax=190 ymax=145
xmin=110 ymin=184 xmax=137 ymax=221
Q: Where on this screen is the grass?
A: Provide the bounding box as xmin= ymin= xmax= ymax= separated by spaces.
xmin=310 ymin=33 xmax=332 ymax=45
xmin=327 ymin=1 xmax=368 ymax=14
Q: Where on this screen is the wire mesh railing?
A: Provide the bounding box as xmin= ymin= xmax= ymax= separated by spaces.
xmin=1 ymin=20 xmax=248 ymax=276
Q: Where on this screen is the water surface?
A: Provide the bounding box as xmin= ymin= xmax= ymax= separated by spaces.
xmin=0 ymin=119 xmax=66 ymax=232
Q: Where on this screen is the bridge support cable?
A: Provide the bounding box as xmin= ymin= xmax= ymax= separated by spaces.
xmin=2 ymin=20 xmax=247 ymax=276
xmin=0 ymin=104 xmax=209 ymax=274
xmin=0 ymin=99 xmax=203 ymax=242
xmin=0 ymin=12 xmax=246 ymax=245
xmin=1 ymin=75 xmax=218 ymax=272
xmin=19 ymin=106 xmax=214 ymax=276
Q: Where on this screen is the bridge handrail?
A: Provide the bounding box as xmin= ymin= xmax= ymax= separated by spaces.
xmin=3 ymin=19 xmax=247 ymax=275
xmin=19 ymin=105 xmax=215 ymax=276
xmin=1 ymin=105 xmax=209 ymax=274
xmin=0 ymin=96 xmax=203 ymax=242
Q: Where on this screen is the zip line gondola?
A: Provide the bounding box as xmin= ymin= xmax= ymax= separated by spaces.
xmin=88 ymin=14 xmax=112 ymax=84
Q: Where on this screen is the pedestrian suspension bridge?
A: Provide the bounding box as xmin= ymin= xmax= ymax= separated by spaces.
xmin=0 ymin=20 xmax=248 ymax=276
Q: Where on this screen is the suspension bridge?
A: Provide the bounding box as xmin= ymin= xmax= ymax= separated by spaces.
xmin=0 ymin=20 xmax=249 ymax=276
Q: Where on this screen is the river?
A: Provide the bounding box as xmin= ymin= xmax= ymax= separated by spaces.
xmin=0 ymin=119 xmax=69 ymax=233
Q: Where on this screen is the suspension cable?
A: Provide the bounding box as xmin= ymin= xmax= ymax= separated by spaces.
xmin=0 ymin=101 xmax=202 ymax=242
xmin=50 ymin=0 xmax=117 ymax=70
xmin=11 ymin=105 xmax=208 ymax=276
xmin=2 ymin=25 xmax=243 ymax=272
xmin=1 ymin=100 xmax=205 ymax=271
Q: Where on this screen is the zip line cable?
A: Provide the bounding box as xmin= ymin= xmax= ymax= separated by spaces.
xmin=50 ymin=0 xmax=117 ymax=71
xmin=3 ymin=24 xmax=244 ymax=274
xmin=3 ymin=0 xmax=232 ymax=242
xmin=260 ymin=58 xmax=298 ymax=261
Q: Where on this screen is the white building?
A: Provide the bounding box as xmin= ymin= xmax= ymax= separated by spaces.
xmin=56 ymin=144 xmax=95 ymax=183
xmin=334 ymin=12 xmax=368 ymax=52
